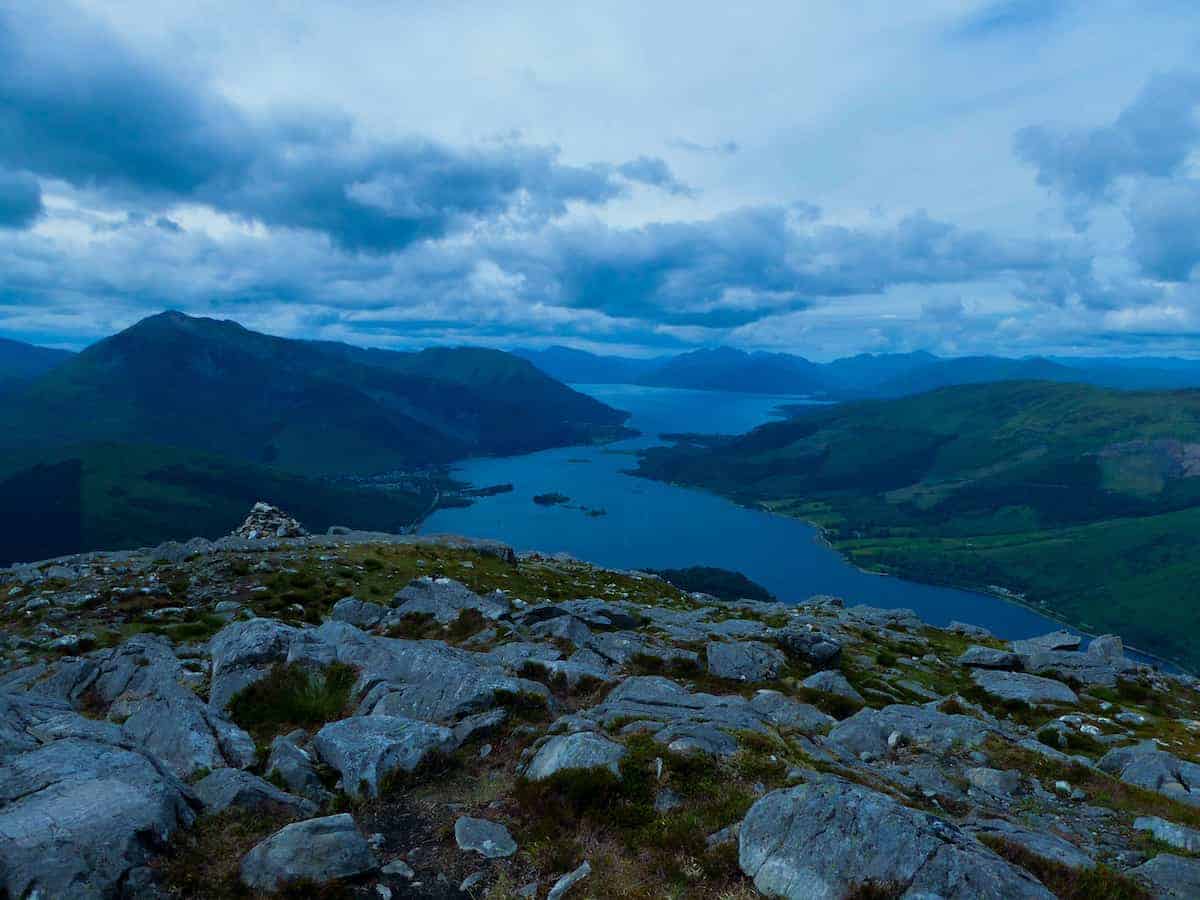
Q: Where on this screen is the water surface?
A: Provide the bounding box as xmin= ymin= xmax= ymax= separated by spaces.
xmin=423 ymin=384 xmax=1080 ymax=643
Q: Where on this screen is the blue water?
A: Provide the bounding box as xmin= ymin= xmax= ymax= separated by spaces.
xmin=422 ymin=384 xmax=1072 ymax=642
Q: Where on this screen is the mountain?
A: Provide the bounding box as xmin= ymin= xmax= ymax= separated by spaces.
xmin=0 ymin=442 xmax=431 ymax=566
xmin=869 ymin=356 xmax=1085 ymax=397
xmin=635 ymin=347 xmax=830 ymax=395
xmin=636 ymin=380 xmax=1200 ymax=667
xmin=819 ymin=350 xmax=938 ymax=393
xmin=514 ymin=345 xmax=665 ymax=384
xmin=0 ymin=337 xmax=73 ymax=390
xmin=0 ymin=311 xmax=632 ymax=476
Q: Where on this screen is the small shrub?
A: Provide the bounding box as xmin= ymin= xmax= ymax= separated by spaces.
xmin=227 ymin=662 xmax=357 ymax=742
xmin=875 ymin=649 xmax=898 ymax=668
xmin=845 ymin=881 xmax=905 ymax=900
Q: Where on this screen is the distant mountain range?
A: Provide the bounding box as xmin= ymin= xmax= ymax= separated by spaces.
xmin=0 ymin=312 xmax=632 ymax=562
xmin=514 ymin=344 xmax=1200 ymax=397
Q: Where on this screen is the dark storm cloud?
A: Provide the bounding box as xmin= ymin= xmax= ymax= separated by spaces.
xmin=1014 ymin=70 xmax=1200 ymax=208
xmin=0 ymin=3 xmax=682 ymax=252
xmin=0 ymin=170 xmax=42 ymax=229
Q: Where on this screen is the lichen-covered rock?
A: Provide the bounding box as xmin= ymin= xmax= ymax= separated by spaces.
xmin=739 ymin=780 xmax=1054 ymax=899
xmin=1012 ymin=630 xmax=1081 ymax=655
xmin=266 ymin=731 xmax=331 ymax=802
xmin=313 ymin=715 xmax=457 ymax=798
xmin=705 ymin=640 xmax=786 ymax=682
xmin=525 ymin=732 xmax=626 ymax=781
xmin=749 ymin=690 xmax=835 ymax=733
xmin=970 ymin=669 xmax=1079 ymax=706
xmin=958 ymin=646 xmax=1022 ymax=670
xmin=239 ymin=813 xmax=377 ymax=891
xmin=1134 ymin=816 xmax=1200 ymax=852
xmin=120 ymin=693 xmax=257 ymax=779
xmin=1130 ymin=853 xmax=1200 ymax=898
xmin=208 ymin=618 xmax=306 ymax=711
xmin=773 ymin=627 xmax=842 ymax=666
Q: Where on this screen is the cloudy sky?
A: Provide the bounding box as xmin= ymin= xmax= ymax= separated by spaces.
xmin=1 ymin=0 xmax=1199 ymax=358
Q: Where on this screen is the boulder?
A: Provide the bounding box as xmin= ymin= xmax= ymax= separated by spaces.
xmin=455 ymin=816 xmax=518 ymax=858
xmin=266 ymin=731 xmax=330 ymax=802
xmin=739 ymin=780 xmax=1053 ymax=899
xmin=392 ymin=577 xmax=509 ymax=624
xmin=964 ymin=819 xmax=1094 ymax=870
xmin=1131 ymin=854 xmax=1200 ymax=898
xmin=120 ymin=693 xmax=257 ymax=780
xmin=548 ymin=860 xmax=592 ymax=899
xmin=948 ymin=621 xmax=993 ymax=640
xmin=801 ymin=670 xmax=864 ymax=705
xmin=774 ymin=627 xmax=842 ymax=666
xmin=331 ymin=596 xmax=388 ymax=629
xmin=705 ymin=640 xmax=786 ymax=682
xmin=587 ymin=676 xmax=773 ymax=735
xmin=1134 ymin=816 xmax=1200 ymax=852
xmin=958 ymin=646 xmax=1022 ymax=670
xmin=1087 ymin=634 xmax=1124 ymax=661
xmin=525 ymin=732 xmax=626 ymax=781
xmin=749 ymin=690 xmax=835 ymax=733
xmin=970 ymin=670 xmax=1079 ymax=706
xmin=1022 ymin=649 xmax=1131 ymax=687
xmin=0 ymin=736 xmax=199 ymax=899
xmin=828 ymin=705 xmax=993 ymax=758
xmin=1099 ymin=743 xmax=1200 ymax=806
xmin=192 ymin=768 xmax=317 ymax=817
xmin=313 ymin=715 xmax=456 ymax=798
xmin=1012 ymin=630 xmax=1081 ymax=655
xmin=240 ymin=813 xmax=377 ymax=891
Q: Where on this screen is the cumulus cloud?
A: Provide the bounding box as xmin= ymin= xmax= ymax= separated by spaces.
xmin=1128 ymin=179 xmax=1200 ymax=281
xmin=1015 ymin=70 xmax=1200 ymax=212
xmin=0 ymin=3 xmax=684 ymax=252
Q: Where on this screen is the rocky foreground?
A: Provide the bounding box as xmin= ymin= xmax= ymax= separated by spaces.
xmin=4 ymin=507 xmax=1200 ymax=898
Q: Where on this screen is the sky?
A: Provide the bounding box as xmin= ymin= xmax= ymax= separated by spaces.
xmin=1 ymin=0 xmax=1199 ymax=359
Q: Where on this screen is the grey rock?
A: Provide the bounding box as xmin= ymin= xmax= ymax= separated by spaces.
xmin=1134 ymin=816 xmax=1200 ymax=852
xmin=749 ymin=690 xmax=835 ymax=733
xmin=705 ymin=618 xmax=772 ymax=639
xmin=965 ymin=767 xmax=1023 ymax=797
xmin=971 ymin=669 xmax=1079 ymax=706
xmin=267 ymin=732 xmax=330 ymax=802
xmin=774 ymin=627 xmax=842 ymax=666
xmin=1130 ymin=854 xmax=1200 ymax=898
xmin=588 ymin=676 xmax=773 ymax=735
xmin=526 ymin=732 xmax=626 ymax=781
xmin=1088 ymin=634 xmax=1125 ymax=661
xmin=530 ymin=614 xmax=592 ymax=645
xmin=313 ymin=715 xmax=457 ymax=798
xmin=948 ymin=621 xmax=993 ymax=639
xmin=738 ymin=780 xmax=1053 ymax=899
xmin=652 ymin=721 xmax=739 ymax=757
xmin=193 ymin=768 xmax=317 ymax=816
xmin=331 ymin=596 xmax=388 ymax=628
xmin=381 ymin=858 xmax=415 ymax=878
xmin=121 ymin=693 xmax=257 ymax=780
xmin=1023 ymin=649 xmax=1130 ymax=687
xmin=801 ymin=670 xmax=865 ymax=705
xmin=1012 ymin=630 xmax=1081 ymax=655
xmin=1099 ymin=743 xmax=1200 ymax=806
xmin=655 ymin=788 xmax=683 ymax=813
xmin=392 ymin=576 xmax=508 ymax=624
xmin=845 ymin=605 xmax=923 ymax=631
xmin=0 ymin=736 xmax=199 ymax=899
xmin=455 ymin=816 xmax=518 ymax=858
xmin=828 ymin=704 xmax=993 ymax=758
xmin=548 ymin=860 xmax=591 ymax=900
xmin=965 ymin=818 xmax=1094 ymax=870
xmin=240 ymin=813 xmax=378 ymax=891
xmin=958 ymin=646 xmax=1022 ymax=670
xmin=706 ymin=640 xmax=786 ymax=682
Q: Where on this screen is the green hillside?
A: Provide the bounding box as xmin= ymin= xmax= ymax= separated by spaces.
xmin=0 ymin=311 xmax=631 ymax=476
xmin=0 ymin=442 xmax=431 ymax=566
xmin=636 ymin=381 xmax=1200 ymax=668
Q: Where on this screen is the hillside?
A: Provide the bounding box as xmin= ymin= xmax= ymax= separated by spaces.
xmin=0 ymin=336 xmax=73 ymax=390
xmin=0 ymin=443 xmax=431 ymax=565
xmin=514 ymin=345 xmax=665 ymax=384
xmin=0 ymin=312 xmax=632 ymax=476
xmin=636 ymin=381 xmax=1200 ymax=668
xmin=2 ymin=521 xmax=1198 ymax=899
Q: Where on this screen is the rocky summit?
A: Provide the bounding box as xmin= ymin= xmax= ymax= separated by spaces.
xmin=3 ymin=509 xmax=1200 ymax=899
